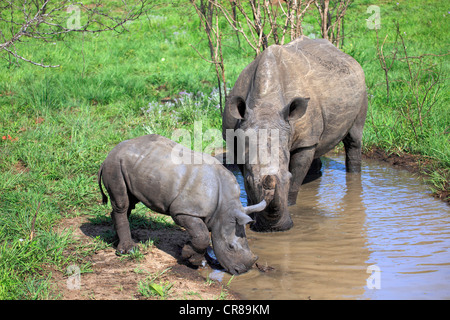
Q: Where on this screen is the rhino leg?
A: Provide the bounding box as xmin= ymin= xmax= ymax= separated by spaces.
xmin=343 ymin=131 xmax=362 ymax=173
xmin=173 ymin=214 xmax=209 ymax=266
xmin=288 ymin=146 xmax=316 ymax=205
xmin=303 ymin=157 xmax=323 ymax=184
xmin=110 ymin=192 xmax=137 ymax=254
xmin=343 ymin=98 xmax=367 ymax=173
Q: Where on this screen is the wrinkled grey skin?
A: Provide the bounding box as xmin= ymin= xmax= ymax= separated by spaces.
xmin=223 ymin=36 xmax=367 ymax=232
xmin=98 ymin=134 xmax=265 ymax=274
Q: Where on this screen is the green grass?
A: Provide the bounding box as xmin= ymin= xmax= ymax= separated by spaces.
xmin=0 ymin=0 xmax=448 ymax=299
xmin=138 ymin=267 xmax=173 ymax=299
xmin=345 ymin=0 xmax=449 ymax=194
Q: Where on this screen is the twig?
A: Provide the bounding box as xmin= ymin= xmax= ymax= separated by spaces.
xmin=397 ymin=52 xmax=450 ymax=60
xmin=0 ymin=0 xmax=151 ymax=68
xmin=2 ymin=46 xmax=60 ymax=68
xmin=375 ymin=27 xmax=399 ymax=104
xmin=189 ymin=43 xmax=216 ymax=64
xmin=190 ymin=0 xmax=226 ymax=114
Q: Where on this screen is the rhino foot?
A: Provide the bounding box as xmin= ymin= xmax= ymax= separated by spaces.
xmin=181 ymin=242 xmax=206 ymax=266
xmin=116 ymin=241 xmax=137 ymax=255
xmin=288 ymin=192 xmax=298 ymax=206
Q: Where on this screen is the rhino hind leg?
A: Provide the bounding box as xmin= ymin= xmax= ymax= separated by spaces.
xmin=343 ymin=97 xmax=367 ymax=173
xmin=109 ymin=187 xmax=137 ymax=254
xmin=173 ymin=214 xmax=209 ymax=266
xmin=111 ymin=206 xmax=137 ymax=254
xmin=343 ymin=130 xmax=362 ymax=173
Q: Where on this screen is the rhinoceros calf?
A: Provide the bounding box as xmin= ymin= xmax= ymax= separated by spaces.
xmin=98 ymin=134 xmax=265 ymax=274
xmin=223 ymin=36 xmax=367 ymax=232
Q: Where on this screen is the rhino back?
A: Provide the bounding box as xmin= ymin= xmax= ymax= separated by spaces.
xmin=282 ymin=37 xmax=366 ymax=154
xmin=224 ymin=36 xmax=366 ymax=154
xmin=106 ymin=135 xmax=227 ymax=219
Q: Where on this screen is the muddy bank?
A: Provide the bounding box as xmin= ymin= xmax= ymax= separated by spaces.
xmin=53 ymin=216 xmax=238 ymax=300
xmin=362 ymin=147 xmax=449 ymax=203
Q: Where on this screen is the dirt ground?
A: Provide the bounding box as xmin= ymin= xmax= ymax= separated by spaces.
xmin=52 ymin=216 xmax=239 ymax=300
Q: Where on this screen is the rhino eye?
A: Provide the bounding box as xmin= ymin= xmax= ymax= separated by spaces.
xmin=228 ymin=243 xmax=235 ymax=250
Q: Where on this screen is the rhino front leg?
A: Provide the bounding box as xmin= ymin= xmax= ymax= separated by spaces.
xmin=288 ymin=146 xmax=316 ymax=205
xmin=173 ymin=214 xmax=209 ymax=266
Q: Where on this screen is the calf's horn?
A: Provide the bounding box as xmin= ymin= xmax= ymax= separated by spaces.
xmin=244 ymin=200 xmax=267 ymax=215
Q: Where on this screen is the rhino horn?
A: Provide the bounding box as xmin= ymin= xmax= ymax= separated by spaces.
xmin=244 ymin=200 xmax=267 ymax=215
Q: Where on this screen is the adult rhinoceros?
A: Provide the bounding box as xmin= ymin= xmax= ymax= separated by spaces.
xmin=223 ymin=36 xmax=367 ymax=232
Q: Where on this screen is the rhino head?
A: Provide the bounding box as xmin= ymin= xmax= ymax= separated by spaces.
xmin=226 ymin=95 xmax=310 ymax=232
xmin=210 ymin=199 xmax=266 ymax=274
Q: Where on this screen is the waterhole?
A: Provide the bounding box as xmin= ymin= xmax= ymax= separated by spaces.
xmin=201 ymin=153 xmax=450 ymax=299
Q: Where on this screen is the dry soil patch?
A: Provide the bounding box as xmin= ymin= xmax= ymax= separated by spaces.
xmin=52 ymin=216 xmax=237 ymax=300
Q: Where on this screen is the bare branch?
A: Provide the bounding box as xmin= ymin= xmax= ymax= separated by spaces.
xmin=314 ymin=0 xmax=352 ymax=47
xmin=2 ymin=45 xmax=60 ymax=67
xmin=189 ymin=43 xmax=216 ymax=64
xmin=0 ymin=0 xmax=151 ymax=68
xmin=190 ymin=0 xmax=227 ymax=114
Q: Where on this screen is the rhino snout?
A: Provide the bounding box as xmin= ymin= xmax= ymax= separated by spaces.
xmin=212 ymin=235 xmax=258 ymax=275
xmin=228 ymin=253 xmax=258 ymax=275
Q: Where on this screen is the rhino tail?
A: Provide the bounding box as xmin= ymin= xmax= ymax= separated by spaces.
xmin=98 ymin=163 xmax=108 ymax=205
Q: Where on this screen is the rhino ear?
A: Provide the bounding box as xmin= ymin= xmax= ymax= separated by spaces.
xmin=283 ymin=97 xmax=310 ymax=121
xmin=235 ymin=210 xmax=254 ymax=226
xmin=228 ymin=96 xmax=247 ymax=120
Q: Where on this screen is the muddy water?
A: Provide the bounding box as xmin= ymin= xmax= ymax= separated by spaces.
xmin=201 ymin=154 xmax=450 ymax=299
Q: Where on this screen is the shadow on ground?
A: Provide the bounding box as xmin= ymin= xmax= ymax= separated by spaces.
xmin=79 ymin=214 xmax=191 ymax=266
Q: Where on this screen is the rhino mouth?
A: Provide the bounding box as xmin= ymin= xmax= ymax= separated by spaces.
xmin=209 ymin=229 xmax=258 ymax=275
xmin=207 ymin=250 xmax=257 ymax=275
xmin=245 ymin=171 xmax=293 ymax=232
xmin=250 ymin=194 xmax=293 ymax=232
xmin=229 ymin=263 xmax=253 ymax=275
xmin=249 ymin=183 xmax=283 ymax=217
xmin=250 ymin=211 xmax=293 ymax=232
xmin=267 ymin=197 xmax=282 ymax=213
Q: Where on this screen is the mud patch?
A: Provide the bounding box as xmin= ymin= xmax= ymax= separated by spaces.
xmin=363 ymin=147 xmax=430 ymax=173
xmin=13 ymin=160 xmax=29 ymax=173
xmin=52 ymin=216 xmax=237 ymax=300
xmin=363 ymin=147 xmax=449 ymax=203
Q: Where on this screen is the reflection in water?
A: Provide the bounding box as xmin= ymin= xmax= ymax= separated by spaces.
xmin=200 ymin=154 xmax=450 ymax=299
